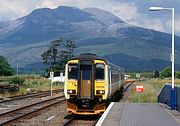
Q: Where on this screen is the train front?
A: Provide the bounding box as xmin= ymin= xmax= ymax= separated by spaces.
xmin=64 ymin=54 xmax=108 ymax=115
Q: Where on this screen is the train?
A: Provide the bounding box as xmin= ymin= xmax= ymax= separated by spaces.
xmin=64 ymin=53 xmax=125 ymax=115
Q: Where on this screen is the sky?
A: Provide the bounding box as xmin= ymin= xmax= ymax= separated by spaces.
xmin=0 ymin=0 xmax=180 ymax=36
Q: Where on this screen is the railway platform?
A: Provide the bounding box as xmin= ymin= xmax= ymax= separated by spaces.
xmin=96 ymin=102 xmax=180 ymax=126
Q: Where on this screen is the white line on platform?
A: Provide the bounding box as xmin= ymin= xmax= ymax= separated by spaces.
xmin=95 ymin=102 xmax=114 ymax=126
xmin=47 ymin=115 xmax=55 ymax=121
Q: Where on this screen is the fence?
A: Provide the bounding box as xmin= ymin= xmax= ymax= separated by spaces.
xmin=158 ymin=83 xmax=180 ymax=111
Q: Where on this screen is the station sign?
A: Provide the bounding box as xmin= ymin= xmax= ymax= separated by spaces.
xmin=136 ymin=84 xmax=144 ymax=92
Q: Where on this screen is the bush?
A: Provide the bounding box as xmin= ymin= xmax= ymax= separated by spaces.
xmin=0 ymin=55 xmax=14 ymax=76
xmin=175 ymin=72 xmax=180 ymax=79
xmin=10 ymin=76 xmax=25 ymax=86
xmin=153 ymin=70 xmax=159 ymax=78
xmin=140 ymin=72 xmax=153 ymax=78
xmin=160 ymin=67 xmax=171 ymax=78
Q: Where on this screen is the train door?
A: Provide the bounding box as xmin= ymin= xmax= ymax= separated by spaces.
xmin=79 ymin=65 xmax=92 ymax=98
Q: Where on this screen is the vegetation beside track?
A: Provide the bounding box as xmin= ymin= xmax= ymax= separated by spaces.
xmin=129 ymin=78 xmax=180 ymax=103
xmin=149 ymin=78 xmax=180 ymax=91
xmin=1 ymin=70 xmax=180 ymax=103
xmin=0 ymin=75 xmax=64 ymax=98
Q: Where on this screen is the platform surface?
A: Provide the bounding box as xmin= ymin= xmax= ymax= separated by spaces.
xmin=100 ymin=102 xmax=180 ymax=126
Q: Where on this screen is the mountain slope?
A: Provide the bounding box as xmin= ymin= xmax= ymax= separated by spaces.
xmin=0 ymin=6 xmax=180 ymax=71
xmin=0 ymin=7 xmax=114 ymax=44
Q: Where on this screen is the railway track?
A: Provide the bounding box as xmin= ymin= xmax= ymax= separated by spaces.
xmin=0 ymin=89 xmax=63 ymax=103
xmin=62 ymin=116 xmax=75 ymax=126
xmin=0 ymin=95 xmax=66 ymax=125
xmin=123 ymin=81 xmax=134 ymax=92
xmin=62 ymin=115 xmax=99 ymax=126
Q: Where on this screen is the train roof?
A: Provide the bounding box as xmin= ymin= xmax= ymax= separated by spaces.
xmin=70 ymin=53 xmax=107 ymax=63
xmin=70 ymin=53 xmax=124 ymax=72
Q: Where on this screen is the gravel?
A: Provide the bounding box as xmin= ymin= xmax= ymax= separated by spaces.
xmin=14 ymin=102 xmax=69 ymax=126
xmin=0 ymin=93 xmax=62 ymax=114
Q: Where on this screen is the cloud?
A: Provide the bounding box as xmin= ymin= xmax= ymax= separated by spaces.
xmin=103 ymin=2 xmax=139 ymax=23
xmin=175 ymin=19 xmax=180 ymax=32
xmin=0 ymin=0 xmax=63 ymax=21
xmin=99 ymin=1 xmax=165 ymax=32
xmin=0 ymin=0 xmax=140 ymax=22
xmin=166 ymin=18 xmax=180 ymax=34
xmin=138 ymin=19 xmax=165 ymax=32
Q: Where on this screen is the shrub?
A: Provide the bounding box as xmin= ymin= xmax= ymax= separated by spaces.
xmin=160 ymin=67 xmax=171 ymax=78
xmin=140 ymin=72 xmax=153 ymax=78
xmin=0 ymin=55 xmax=14 ymax=76
xmin=10 ymin=76 xmax=25 ymax=86
xmin=153 ymin=69 xmax=159 ymax=78
xmin=175 ymin=71 xmax=180 ymax=79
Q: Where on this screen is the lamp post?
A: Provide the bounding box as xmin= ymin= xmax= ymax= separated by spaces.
xmin=149 ymin=7 xmax=175 ymax=110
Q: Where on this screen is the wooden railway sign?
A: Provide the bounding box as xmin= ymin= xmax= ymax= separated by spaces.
xmin=136 ymin=84 xmax=144 ymax=92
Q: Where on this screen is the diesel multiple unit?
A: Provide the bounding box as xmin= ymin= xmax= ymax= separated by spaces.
xmin=64 ymin=54 xmax=125 ymax=115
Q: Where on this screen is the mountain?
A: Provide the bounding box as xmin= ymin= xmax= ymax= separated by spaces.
xmin=0 ymin=6 xmax=180 ymax=71
xmin=0 ymin=6 xmax=126 ymax=45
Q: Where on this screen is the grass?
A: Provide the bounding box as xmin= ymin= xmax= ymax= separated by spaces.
xmin=129 ymin=78 xmax=180 ymax=103
xmin=129 ymin=81 xmax=157 ymax=103
xmin=0 ymin=75 xmax=64 ymax=98
xmin=149 ymin=78 xmax=180 ymax=91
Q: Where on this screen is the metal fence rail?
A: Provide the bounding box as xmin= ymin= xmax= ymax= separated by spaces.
xmin=158 ymin=83 xmax=180 ymax=111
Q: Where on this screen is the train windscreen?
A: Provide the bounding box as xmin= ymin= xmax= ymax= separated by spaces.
xmin=68 ymin=64 xmax=78 ymax=79
xmin=95 ymin=64 xmax=105 ymax=80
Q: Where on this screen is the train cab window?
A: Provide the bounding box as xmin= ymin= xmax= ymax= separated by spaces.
xmin=95 ymin=64 xmax=105 ymax=80
xmin=68 ymin=64 xmax=78 ymax=79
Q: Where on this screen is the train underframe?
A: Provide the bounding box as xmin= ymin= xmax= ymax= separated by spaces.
xmin=67 ymin=96 xmax=106 ymax=115
xmin=66 ymin=87 xmax=124 ymax=115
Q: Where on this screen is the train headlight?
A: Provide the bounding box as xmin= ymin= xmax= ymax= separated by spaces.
xmin=96 ymin=90 xmax=105 ymax=95
xmin=67 ymin=90 xmax=76 ymax=94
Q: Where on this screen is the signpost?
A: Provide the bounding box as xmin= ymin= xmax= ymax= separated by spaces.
xmin=50 ymin=71 xmax=54 ymax=96
xmin=136 ymin=84 xmax=144 ymax=103
xmin=60 ymin=72 xmax=63 ymax=85
xmin=136 ymin=73 xmax=140 ymax=80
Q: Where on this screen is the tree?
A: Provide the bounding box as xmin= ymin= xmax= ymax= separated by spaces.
xmin=153 ymin=69 xmax=159 ymax=78
xmin=0 ymin=55 xmax=14 ymax=76
xmin=175 ymin=71 xmax=180 ymax=79
xmin=160 ymin=67 xmax=171 ymax=78
xmin=41 ymin=38 xmax=63 ymax=69
xmin=41 ymin=38 xmax=76 ymax=75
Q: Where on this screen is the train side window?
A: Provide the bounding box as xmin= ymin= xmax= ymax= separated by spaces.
xmin=95 ymin=64 xmax=105 ymax=80
xmin=68 ymin=64 xmax=78 ymax=79
xmin=111 ymin=68 xmax=119 ymax=83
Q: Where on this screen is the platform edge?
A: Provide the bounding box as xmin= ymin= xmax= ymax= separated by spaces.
xmin=95 ymin=102 xmax=114 ymax=126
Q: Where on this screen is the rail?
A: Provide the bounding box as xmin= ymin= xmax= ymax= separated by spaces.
xmin=62 ymin=116 xmax=75 ymax=126
xmin=0 ymin=95 xmax=66 ymax=125
xmin=62 ymin=116 xmax=99 ymax=126
xmin=0 ymin=89 xmax=63 ymax=103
